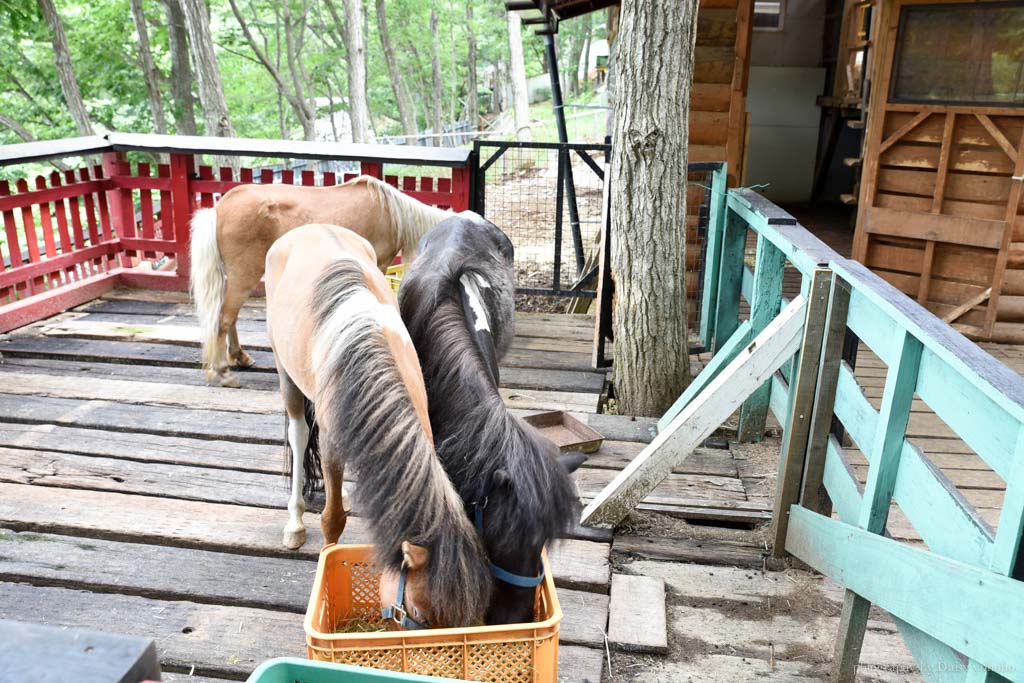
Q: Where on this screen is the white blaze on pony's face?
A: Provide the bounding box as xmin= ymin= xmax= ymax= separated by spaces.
xmin=459 ymin=273 xmax=491 ymax=333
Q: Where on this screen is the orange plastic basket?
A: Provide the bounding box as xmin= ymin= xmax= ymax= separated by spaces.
xmin=304 ymin=544 xmax=562 ymax=683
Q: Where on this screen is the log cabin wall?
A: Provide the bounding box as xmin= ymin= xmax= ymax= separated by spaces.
xmin=688 ymin=0 xmax=753 ymax=325
xmin=853 ymin=0 xmax=1024 ymax=341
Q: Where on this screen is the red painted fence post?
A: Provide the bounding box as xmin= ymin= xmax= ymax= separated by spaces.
xmin=451 ymin=166 xmax=471 ymax=212
xmin=169 ymin=152 xmax=196 ymax=284
xmin=361 ymin=161 xmax=383 ymax=179
xmin=102 ymin=152 xmax=136 ymax=268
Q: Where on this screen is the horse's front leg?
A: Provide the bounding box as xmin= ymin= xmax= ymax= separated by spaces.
xmin=283 ymin=409 xmax=310 ymax=549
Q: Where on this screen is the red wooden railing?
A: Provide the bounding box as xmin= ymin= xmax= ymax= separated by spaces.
xmin=0 ymin=134 xmax=473 ymax=332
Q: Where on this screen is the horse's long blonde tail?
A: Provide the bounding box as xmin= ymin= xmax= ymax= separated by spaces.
xmin=189 ymin=208 xmax=225 ymax=370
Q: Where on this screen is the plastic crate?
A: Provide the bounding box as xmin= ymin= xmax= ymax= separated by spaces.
xmin=304 ymin=545 xmax=561 ymax=683
xmin=247 ymin=657 xmax=457 ymax=682
xmin=385 ymin=264 xmax=406 ymax=294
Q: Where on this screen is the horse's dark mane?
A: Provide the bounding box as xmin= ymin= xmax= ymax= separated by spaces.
xmin=305 ymin=258 xmax=492 ymax=627
xmin=400 ymin=246 xmax=580 ymax=553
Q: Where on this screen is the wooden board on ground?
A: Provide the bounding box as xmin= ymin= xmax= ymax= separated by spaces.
xmin=0 ymin=338 xmax=607 ymax=394
xmin=0 ymin=484 xmax=611 ymax=593
xmin=613 ymin=535 xmax=776 ymax=570
xmin=607 ymin=574 xmax=668 ymax=654
xmin=0 ymin=618 xmax=160 ymax=683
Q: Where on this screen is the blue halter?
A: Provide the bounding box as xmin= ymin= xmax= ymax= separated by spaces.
xmin=380 ymin=566 xmax=430 ymax=630
xmin=471 ymin=480 xmax=545 ymax=589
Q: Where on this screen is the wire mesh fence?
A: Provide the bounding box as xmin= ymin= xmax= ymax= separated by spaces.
xmin=473 ymin=141 xmax=609 ymax=305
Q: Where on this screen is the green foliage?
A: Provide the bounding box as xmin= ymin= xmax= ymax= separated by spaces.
xmin=0 ymin=0 xmax=608 ymax=150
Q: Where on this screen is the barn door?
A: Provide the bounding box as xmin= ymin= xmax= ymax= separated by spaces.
xmin=853 ymin=0 xmax=1024 ymax=340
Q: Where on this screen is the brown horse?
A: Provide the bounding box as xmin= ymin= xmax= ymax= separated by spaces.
xmin=266 ymin=223 xmax=491 ymax=628
xmin=191 ymin=175 xmax=450 ymax=387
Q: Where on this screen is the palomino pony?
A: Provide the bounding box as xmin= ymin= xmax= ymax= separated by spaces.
xmin=399 ymin=213 xmax=586 ymax=625
xmin=265 ymin=223 xmax=491 ymax=629
xmin=191 ymin=175 xmax=450 ymax=387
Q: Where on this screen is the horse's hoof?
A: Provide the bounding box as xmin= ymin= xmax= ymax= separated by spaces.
xmin=283 ymin=527 xmax=306 ymax=549
xmin=217 ymin=373 xmax=242 ymax=389
xmin=342 ymin=486 xmax=352 ymax=513
xmin=233 ymin=350 xmax=256 ymax=369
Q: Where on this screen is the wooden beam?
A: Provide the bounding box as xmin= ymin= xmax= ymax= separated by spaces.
xmin=877 ymin=111 xmax=930 ymax=155
xmin=771 ymin=269 xmax=832 ymax=558
xmin=941 ymin=287 xmax=992 ymax=324
xmin=832 ymin=330 xmax=923 ymax=682
xmin=580 ymin=295 xmax=808 ymax=528
xmin=975 ymin=114 xmax=1018 ymax=161
xmin=800 ymin=275 xmax=852 ymax=517
xmin=787 ymin=507 xmax=1024 ymax=677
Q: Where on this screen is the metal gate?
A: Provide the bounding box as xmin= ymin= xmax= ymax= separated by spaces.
xmin=471 ymin=140 xmax=610 ymax=298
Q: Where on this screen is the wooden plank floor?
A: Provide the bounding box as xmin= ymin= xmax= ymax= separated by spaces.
xmin=0 ymin=288 xmax=764 ymax=682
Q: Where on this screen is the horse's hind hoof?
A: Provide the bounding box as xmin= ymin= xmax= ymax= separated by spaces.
xmin=233 ymin=350 xmax=256 ymax=369
xmin=283 ymin=527 xmax=307 ymax=549
xmin=217 ymin=373 xmax=242 ymax=389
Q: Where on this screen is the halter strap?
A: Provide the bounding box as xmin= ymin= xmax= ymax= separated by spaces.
xmin=471 ymin=480 xmax=545 ymax=589
xmin=380 ymin=567 xmax=430 ymax=630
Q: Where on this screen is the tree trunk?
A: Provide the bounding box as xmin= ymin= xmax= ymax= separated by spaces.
xmin=581 ymin=14 xmax=594 ymax=89
xmin=37 ymin=0 xmax=93 ymax=136
xmin=343 ymin=0 xmax=371 ymax=143
xmin=180 ymin=0 xmax=236 ymax=168
xmin=130 ymin=0 xmax=168 ymax=134
xmin=465 ymin=0 xmax=478 ymax=128
xmin=375 ymin=0 xmax=417 ymax=137
xmin=609 ymin=1 xmax=698 ymax=416
xmin=506 ymin=12 xmax=531 ymax=142
xmin=429 ymin=9 xmax=444 ymax=146
xmin=164 ymin=0 xmax=198 ymax=136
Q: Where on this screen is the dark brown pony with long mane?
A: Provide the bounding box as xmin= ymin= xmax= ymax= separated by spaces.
xmin=398 ymin=212 xmax=585 ymax=625
xmin=265 ymin=222 xmax=491 ymax=628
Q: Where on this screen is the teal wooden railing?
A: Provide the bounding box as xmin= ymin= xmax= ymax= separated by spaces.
xmin=692 ymin=178 xmax=1024 ymax=682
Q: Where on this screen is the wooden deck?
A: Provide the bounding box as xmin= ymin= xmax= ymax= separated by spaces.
xmin=0 ymin=275 xmax=1004 ymax=681
xmin=0 ymin=288 xmax=757 ymax=682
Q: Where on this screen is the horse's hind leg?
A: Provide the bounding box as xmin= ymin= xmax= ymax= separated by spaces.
xmin=319 ymin=426 xmax=349 ymax=545
xmin=214 ymin=278 xmax=257 ymax=387
xmin=279 ymin=367 xmax=309 ymax=550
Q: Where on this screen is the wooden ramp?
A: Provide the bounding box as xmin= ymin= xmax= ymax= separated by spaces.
xmin=0 ymin=288 xmax=765 ymax=681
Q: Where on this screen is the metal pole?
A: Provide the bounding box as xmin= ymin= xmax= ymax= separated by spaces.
xmin=543 ymin=32 xmax=584 ymax=275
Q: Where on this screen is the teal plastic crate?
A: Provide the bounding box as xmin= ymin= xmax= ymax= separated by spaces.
xmin=246 ymin=658 xmax=461 ymax=683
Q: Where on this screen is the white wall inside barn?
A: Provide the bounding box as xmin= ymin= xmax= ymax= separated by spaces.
xmin=744 ymin=0 xmax=826 ymax=203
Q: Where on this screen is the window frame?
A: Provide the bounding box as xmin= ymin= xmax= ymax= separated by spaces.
xmin=753 ymin=0 xmax=787 ymax=32
xmin=888 ymin=0 xmax=1024 ymax=107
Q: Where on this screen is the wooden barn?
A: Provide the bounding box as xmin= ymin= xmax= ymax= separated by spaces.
xmin=511 ymin=0 xmax=1024 ymax=342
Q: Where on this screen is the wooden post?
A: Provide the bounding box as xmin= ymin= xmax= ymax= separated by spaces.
xmin=451 ymin=165 xmax=471 ymax=212
xmin=800 ymin=275 xmax=853 ymax=516
xmin=832 ymin=329 xmax=923 ymax=682
xmin=592 ymin=163 xmax=613 ymax=369
xmin=102 ymin=152 xmax=135 ymax=269
xmin=169 ymin=152 xmax=195 ymax=283
xmin=361 ymin=161 xmax=383 ymax=179
xmin=770 ymin=268 xmax=832 ymax=558
xmin=581 ymin=295 xmax=808 ymax=528
xmin=698 ymin=163 xmax=728 ymax=350
xmin=963 ymin=430 xmax=1024 ymax=682
xmin=738 ymin=234 xmax=787 ymax=442
xmin=712 ymin=208 xmax=747 ymax=354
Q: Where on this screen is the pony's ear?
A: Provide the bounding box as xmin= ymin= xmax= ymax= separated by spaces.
xmin=402 ymin=541 xmax=429 ymax=570
xmin=492 ymin=469 xmax=513 ymax=489
xmin=556 ymin=453 xmax=588 ymax=473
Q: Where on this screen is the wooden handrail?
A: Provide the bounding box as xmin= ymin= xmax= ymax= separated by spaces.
xmin=0 ymin=133 xmax=472 ymax=169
